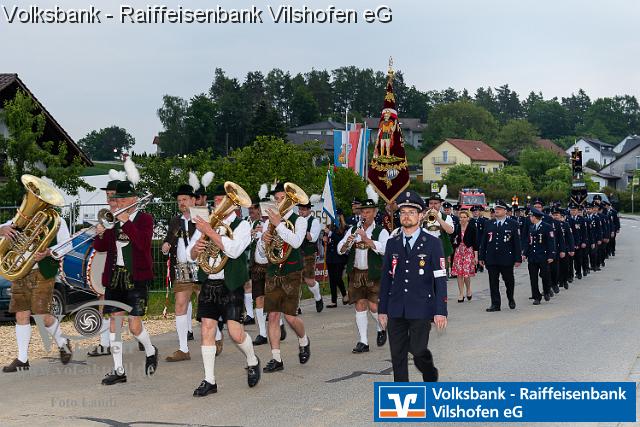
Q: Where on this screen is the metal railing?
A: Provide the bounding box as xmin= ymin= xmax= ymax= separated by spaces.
xmin=432 ymin=156 xmax=457 ymax=165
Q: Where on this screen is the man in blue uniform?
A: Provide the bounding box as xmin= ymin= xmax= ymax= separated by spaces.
xmin=596 ymin=203 xmax=610 ymax=268
xmin=470 ymin=206 xmax=486 ymax=272
xmin=553 ymin=208 xmax=574 ymax=289
xmin=567 ymin=203 xmax=587 ymax=280
xmin=378 ymin=190 xmax=447 ymax=382
xmin=347 ymin=199 xmax=362 ymax=227
xmin=603 ymin=201 xmax=620 ymax=256
xmin=549 ymin=207 xmax=566 ymax=294
xmin=524 ymin=208 xmax=556 ymax=305
xmin=479 ymin=200 xmax=522 ymax=311
xmin=585 ymin=203 xmax=602 ymax=272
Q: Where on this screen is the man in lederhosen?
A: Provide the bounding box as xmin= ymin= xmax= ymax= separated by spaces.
xmin=338 ymin=198 xmax=389 ymax=354
xmin=162 ymin=183 xmax=200 ymax=362
xmin=94 ymin=179 xmax=158 ymax=385
xmin=188 ymin=186 xmax=261 ymax=397
xmin=259 ymin=182 xmax=311 ymax=372
xmin=298 ymin=201 xmax=324 ymax=313
xmin=247 ymin=196 xmax=271 ymax=345
xmin=1 ymin=201 xmax=73 ymax=372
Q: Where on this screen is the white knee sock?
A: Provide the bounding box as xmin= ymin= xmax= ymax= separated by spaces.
xmin=309 ymin=281 xmax=322 ymax=301
xmin=355 ymin=311 xmax=368 ymax=345
xmin=186 ymin=301 xmax=193 ymax=333
xmin=244 ymin=293 xmax=254 ymax=318
xmin=16 ymin=324 xmax=31 ymax=363
xmin=201 ymin=346 xmax=216 ymax=384
xmin=236 ymin=333 xmax=259 ymax=366
xmin=46 ymin=319 xmax=67 ymax=348
xmin=215 ymin=327 xmax=222 ymax=341
xmin=99 ymin=317 xmax=110 ymax=347
xmin=271 ymin=348 xmax=282 ymax=362
xmin=135 ymin=326 xmax=155 ymax=357
xmin=255 ymin=308 xmax=267 ymax=337
xmin=110 ymin=332 xmax=123 ymax=372
xmin=279 ymin=316 xmax=284 ymax=326
xmin=370 ymin=311 xmax=382 ymax=332
xmin=298 ymin=334 xmax=309 ymax=347
xmin=176 ymin=314 xmax=189 ymax=353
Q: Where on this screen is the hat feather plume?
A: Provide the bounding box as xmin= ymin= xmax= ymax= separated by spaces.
xmin=309 ymin=194 xmax=321 ymax=203
xmin=201 ymin=171 xmax=214 ymax=189
xmin=366 ymin=184 xmax=379 ymax=204
xmin=258 ymin=183 xmax=268 ymax=200
xmin=188 ymin=172 xmax=200 ymax=192
xmin=124 ymin=158 xmax=140 ymax=185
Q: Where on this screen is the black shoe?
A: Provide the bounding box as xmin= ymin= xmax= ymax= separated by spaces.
xmin=532 ymin=299 xmax=541 ymax=305
xmin=299 ymin=338 xmax=311 ymax=364
xmin=466 ymin=295 xmax=472 ymax=301
xmin=102 ymin=370 xmax=127 ymax=385
xmin=352 ymin=342 xmax=370 ymax=353
xmin=187 ymin=331 xmax=194 ymax=341
xmin=376 ymin=330 xmax=387 ymax=347
xmin=297 ymin=307 xmax=302 ymax=315
xmin=457 ymin=298 xmax=465 ymax=303
xmin=528 ymin=296 xmax=534 ymax=300
xmin=568 ymin=277 xmax=573 ymax=283
xmin=552 ymin=285 xmax=560 ymax=294
xmin=508 ymin=300 xmax=516 ymax=310
xmin=549 ymin=289 xmax=555 ymax=297
xmin=326 ymin=303 xmax=338 ymax=308
xmin=2 ymin=358 xmax=29 ymax=373
xmin=486 ymin=305 xmax=501 ymax=312
xmin=59 ymin=339 xmax=72 ymax=365
xmin=544 ymin=293 xmax=551 ymax=302
xmin=315 ymin=299 xmax=324 ymax=313
xmin=138 ymin=341 xmax=145 ymax=351
xmin=193 ymin=380 xmax=217 ymax=396
xmin=247 ymin=358 xmax=261 ymax=388
xmin=252 ymin=335 xmax=268 ymax=346
xmin=280 ymin=324 xmax=287 ymax=341
xmin=576 ymin=274 xmax=582 ymax=280
xmin=243 ymin=316 xmax=255 ymax=325
xmin=563 ymin=282 xmax=569 ymax=290
xmin=145 ymin=346 xmax=158 ymax=376
xmin=264 ymin=359 xmax=284 ymax=373
xmin=87 ymin=345 xmax=111 ymax=357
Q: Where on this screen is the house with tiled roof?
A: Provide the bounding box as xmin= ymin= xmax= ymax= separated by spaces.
xmin=364 ymin=117 xmax=425 ymax=148
xmin=421 ymin=138 xmax=507 ymax=182
xmin=536 ymin=139 xmax=568 ymax=157
xmin=0 ymin=73 xmax=92 ymax=181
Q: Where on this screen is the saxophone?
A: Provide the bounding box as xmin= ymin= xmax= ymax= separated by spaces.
xmin=264 ymin=183 xmax=309 ymax=264
xmin=196 ymin=182 xmax=251 ymax=274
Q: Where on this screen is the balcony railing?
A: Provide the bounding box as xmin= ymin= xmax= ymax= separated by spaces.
xmin=432 ymin=156 xmax=457 ymax=165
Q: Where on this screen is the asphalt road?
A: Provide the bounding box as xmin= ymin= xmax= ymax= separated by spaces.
xmin=0 ymin=218 xmax=638 ymax=427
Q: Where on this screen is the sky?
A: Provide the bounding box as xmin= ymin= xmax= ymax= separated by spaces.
xmin=1 ymin=0 xmax=639 ymax=155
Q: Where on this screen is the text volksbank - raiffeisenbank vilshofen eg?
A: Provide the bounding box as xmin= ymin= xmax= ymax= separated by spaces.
xmin=434 ymin=386 xmax=628 ymax=401
xmin=1 ymin=4 xmax=393 ymax=24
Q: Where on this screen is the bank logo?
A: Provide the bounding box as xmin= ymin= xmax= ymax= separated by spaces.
xmin=376 ymin=384 xmax=427 ymax=420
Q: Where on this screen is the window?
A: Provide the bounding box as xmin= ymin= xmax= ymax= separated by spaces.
xmin=442 ymin=150 xmax=448 ymax=162
xmin=636 ymin=156 xmax=640 ymax=170
xmin=493 ymin=167 xmax=499 ymax=172
xmin=585 ymin=146 xmax=590 ymax=153
xmin=480 ymin=166 xmax=486 ymax=172
xmin=435 ymin=166 xmax=441 ymax=175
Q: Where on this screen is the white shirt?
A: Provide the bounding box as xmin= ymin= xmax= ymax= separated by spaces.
xmin=337 ymin=222 xmax=389 ymax=269
xmin=250 ymin=219 xmax=268 ymax=265
xmin=116 ymin=210 xmax=138 ymax=267
xmin=176 ymin=214 xmax=198 ymax=264
xmin=187 ymin=212 xmax=251 ymax=280
xmin=303 ymin=215 xmax=321 ymax=243
xmin=258 ymin=210 xmax=307 ymax=259
xmin=424 ymin=212 xmax=454 ymax=239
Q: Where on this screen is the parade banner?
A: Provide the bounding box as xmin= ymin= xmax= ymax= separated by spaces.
xmin=374 ymin=382 xmax=636 ymax=423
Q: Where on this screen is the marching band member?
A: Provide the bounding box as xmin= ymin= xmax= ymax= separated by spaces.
xmin=189 ymin=184 xmax=261 ymax=396
xmin=1 ymin=182 xmax=72 ymax=372
xmin=162 ymin=183 xmax=200 ymax=362
xmin=94 ymin=176 xmax=158 ymax=385
xmin=248 ymin=195 xmax=270 ymax=345
xmin=298 ymin=200 xmax=324 ymax=313
xmin=259 ymin=182 xmax=311 ymax=372
xmin=338 ymin=197 xmax=389 ymax=354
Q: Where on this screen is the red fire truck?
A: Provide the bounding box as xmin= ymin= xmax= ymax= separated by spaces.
xmin=458 ymin=188 xmax=487 ymax=210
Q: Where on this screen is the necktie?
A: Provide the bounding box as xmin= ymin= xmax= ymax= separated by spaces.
xmin=405 ymin=236 xmax=411 ymax=255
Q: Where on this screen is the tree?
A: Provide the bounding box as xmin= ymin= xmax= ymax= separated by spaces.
xmin=441 ymin=164 xmax=487 ymax=195
xmin=77 ymin=126 xmax=135 ymax=160
xmin=305 ymin=69 xmax=333 ymax=117
xmin=495 ymin=84 xmax=522 ymax=124
xmin=474 ymin=87 xmax=499 ymax=117
xmin=264 ymin=68 xmax=293 ymax=125
xmin=422 ymin=101 xmax=499 ymax=152
xmin=486 ymin=166 xmax=535 ymax=198
xmin=494 ymin=119 xmax=538 ymax=161
xmin=518 ymin=147 xmax=564 ymax=189
xmin=156 ymin=95 xmax=188 ymax=157
xmin=522 ymin=91 xmax=544 ymax=116
xmin=184 ymin=94 xmax=219 ymax=155
xmin=0 ymin=90 xmax=92 ymax=205
xmin=526 ymin=99 xmax=570 ymax=139
xmin=291 ymin=85 xmax=320 ymax=127
xmin=561 ymin=89 xmax=591 ymax=132
xmin=209 ymin=68 xmax=249 ymax=150
xmin=580 ymin=97 xmax=635 ymax=142
xmin=246 ymin=100 xmax=286 ymax=143
xmin=585 ymin=159 xmax=602 ymax=170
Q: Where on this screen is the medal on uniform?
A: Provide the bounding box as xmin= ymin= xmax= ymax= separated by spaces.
xmin=488 ymin=232 xmax=494 ymax=242
xmin=418 ymin=254 xmax=426 ymax=267
xmin=391 ymin=254 xmax=398 ymax=277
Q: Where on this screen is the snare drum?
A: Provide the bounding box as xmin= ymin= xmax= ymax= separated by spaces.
xmin=59 ymin=229 xmax=105 ymax=296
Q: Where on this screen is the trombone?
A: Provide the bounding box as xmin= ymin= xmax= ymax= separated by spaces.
xmin=51 ymin=193 xmax=153 ymax=260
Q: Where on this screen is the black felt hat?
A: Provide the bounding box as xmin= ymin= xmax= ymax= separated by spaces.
xmin=100 ymin=180 xmax=121 ymax=191
xmin=172 ymin=184 xmax=196 ymax=198
xmin=112 ymin=181 xmax=137 ymax=198
xmin=360 ymin=199 xmax=377 ymax=209
xmin=270 ymin=182 xmax=286 ymax=195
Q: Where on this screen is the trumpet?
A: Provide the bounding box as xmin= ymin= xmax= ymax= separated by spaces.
xmin=423 ymin=208 xmax=441 ymax=231
xmin=50 ymin=193 xmax=153 ymax=260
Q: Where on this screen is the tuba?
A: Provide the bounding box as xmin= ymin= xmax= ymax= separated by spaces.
xmin=196 ymin=182 xmax=251 ymax=274
xmin=423 ymin=209 xmax=441 ymax=231
xmin=264 ymin=182 xmax=309 ymax=264
xmin=0 ymin=175 xmax=65 ymax=281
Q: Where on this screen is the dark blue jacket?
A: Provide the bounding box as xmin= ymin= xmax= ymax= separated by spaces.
xmin=525 ymin=221 xmax=556 ymax=263
xmin=551 ymin=219 xmax=566 ymax=257
xmin=599 ymin=212 xmax=611 ymax=238
xmin=560 ymin=220 xmax=575 ymax=253
xmin=610 ymin=209 xmax=620 ymax=232
xmin=478 ymin=217 xmax=522 ymax=266
xmin=379 ymin=230 xmax=447 ymax=319
xmin=585 ymin=214 xmax=602 ymax=244
xmin=325 ymin=227 xmax=348 ymax=264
